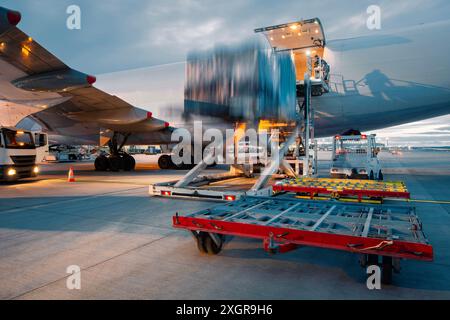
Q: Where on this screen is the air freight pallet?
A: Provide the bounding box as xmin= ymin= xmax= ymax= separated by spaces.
xmin=273 ymin=177 xmax=410 ymax=203
xmin=173 ymin=196 xmax=432 ymax=284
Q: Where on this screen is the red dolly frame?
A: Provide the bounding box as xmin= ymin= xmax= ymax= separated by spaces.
xmin=173 ymin=215 xmax=433 ymax=261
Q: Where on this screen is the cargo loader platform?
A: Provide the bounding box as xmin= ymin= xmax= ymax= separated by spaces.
xmin=273 ymin=177 xmax=410 ymax=203
xmin=173 ymin=196 xmax=432 ymax=284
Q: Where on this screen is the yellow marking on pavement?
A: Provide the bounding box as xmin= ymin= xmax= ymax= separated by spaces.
xmin=391 ymin=198 xmax=450 ymax=205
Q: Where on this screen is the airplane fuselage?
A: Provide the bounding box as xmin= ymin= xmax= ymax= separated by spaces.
xmin=95 ymin=19 xmax=450 ymax=140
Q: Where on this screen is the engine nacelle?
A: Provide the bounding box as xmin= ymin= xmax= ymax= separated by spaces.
xmin=12 ymin=69 xmax=96 ymax=92
xmin=0 ymin=7 xmax=21 ymax=35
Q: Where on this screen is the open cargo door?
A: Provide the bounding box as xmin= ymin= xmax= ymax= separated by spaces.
xmin=255 ymin=18 xmax=329 ymax=96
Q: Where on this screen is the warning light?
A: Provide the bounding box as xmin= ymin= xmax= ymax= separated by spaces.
xmin=335 ymin=135 xmax=341 ymax=140
xmin=161 ymin=191 xmax=172 ymax=196
xmin=224 ymin=195 xmax=236 ymax=201
xmin=21 ymin=46 xmax=30 ymax=57
xmin=361 ymin=134 xmax=367 ymax=139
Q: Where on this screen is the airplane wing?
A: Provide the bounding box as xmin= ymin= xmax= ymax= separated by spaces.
xmin=0 ymin=6 xmax=172 ymax=146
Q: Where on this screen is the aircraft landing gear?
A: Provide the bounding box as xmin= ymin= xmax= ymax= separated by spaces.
xmin=94 ymin=132 xmax=136 ymax=172
xmin=94 ymin=154 xmax=109 ymax=171
xmin=158 ymin=154 xmax=174 ymax=170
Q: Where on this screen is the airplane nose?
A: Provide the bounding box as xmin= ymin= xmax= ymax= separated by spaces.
xmin=7 ymin=10 xmax=21 ymax=26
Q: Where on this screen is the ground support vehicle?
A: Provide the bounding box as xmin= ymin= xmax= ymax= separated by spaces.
xmin=173 ymin=196 xmax=433 ymax=284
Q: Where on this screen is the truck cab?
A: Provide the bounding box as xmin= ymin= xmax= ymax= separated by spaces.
xmin=330 ymin=134 xmax=383 ymax=180
xmin=0 ymin=127 xmax=41 ymax=181
xmin=33 ymin=131 xmax=49 ymax=163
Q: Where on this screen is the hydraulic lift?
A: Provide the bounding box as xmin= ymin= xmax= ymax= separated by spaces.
xmin=149 ymin=124 xmax=301 ymax=201
xmin=150 ymin=18 xmax=329 ymax=201
xmin=173 ymin=195 xmax=433 ymax=284
xmin=273 ymin=177 xmax=410 ymax=203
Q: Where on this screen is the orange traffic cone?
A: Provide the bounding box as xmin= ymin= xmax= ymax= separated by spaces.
xmin=68 ymin=167 xmax=75 ymax=182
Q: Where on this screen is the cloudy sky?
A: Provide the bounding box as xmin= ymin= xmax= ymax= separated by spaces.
xmin=2 ymin=0 xmax=450 ymax=145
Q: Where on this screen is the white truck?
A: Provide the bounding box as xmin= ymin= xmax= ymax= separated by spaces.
xmin=0 ymin=126 xmax=48 ymax=181
xmin=330 ymin=133 xmax=383 ymax=180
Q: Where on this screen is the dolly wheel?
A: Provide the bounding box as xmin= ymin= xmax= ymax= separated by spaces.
xmin=196 ymin=232 xmax=208 ymax=254
xmin=378 ymin=171 xmax=384 ymax=181
xmin=381 ymin=256 xmax=393 ymax=285
xmin=205 ymin=233 xmax=223 ymax=255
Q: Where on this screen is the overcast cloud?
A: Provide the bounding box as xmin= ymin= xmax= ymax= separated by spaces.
xmin=4 ymin=0 xmax=450 ymax=73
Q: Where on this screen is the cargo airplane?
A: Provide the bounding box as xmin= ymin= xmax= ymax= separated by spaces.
xmin=0 ymin=6 xmax=449 ymax=170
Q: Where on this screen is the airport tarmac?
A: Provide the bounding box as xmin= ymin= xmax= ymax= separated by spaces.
xmin=0 ymin=151 xmax=449 ymax=300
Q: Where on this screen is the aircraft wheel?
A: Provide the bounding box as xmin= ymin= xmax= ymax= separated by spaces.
xmin=378 ymin=171 xmax=384 ymax=181
xmin=204 ymin=233 xmax=223 ymax=255
xmin=108 ymin=155 xmax=123 ymax=172
xmin=158 ymin=155 xmax=173 ymax=169
xmin=123 ymin=154 xmax=135 ymax=171
xmin=95 ymin=155 xmax=109 ymax=171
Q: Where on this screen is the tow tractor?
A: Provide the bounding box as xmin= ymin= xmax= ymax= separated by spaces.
xmin=330 ymin=133 xmax=383 ymax=180
xmin=0 ymin=126 xmax=47 ymax=181
xmin=45 ymin=144 xmax=81 ymax=162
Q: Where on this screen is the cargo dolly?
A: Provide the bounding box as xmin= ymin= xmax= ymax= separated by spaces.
xmin=173 ymin=196 xmax=432 ymax=284
xmin=273 ymin=177 xmax=410 ymax=203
